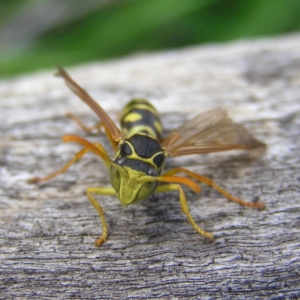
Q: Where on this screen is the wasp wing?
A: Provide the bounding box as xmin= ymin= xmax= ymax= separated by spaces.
xmin=56 ymin=66 xmax=123 ymax=141
xmin=161 ymin=108 xmax=266 ymax=157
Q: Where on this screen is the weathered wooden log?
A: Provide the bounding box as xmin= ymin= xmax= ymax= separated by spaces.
xmin=1 ymin=34 xmax=300 ymax=299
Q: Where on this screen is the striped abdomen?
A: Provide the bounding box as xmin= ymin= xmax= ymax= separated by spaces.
xmin=121 ymin=99 xmax=162 ymax=140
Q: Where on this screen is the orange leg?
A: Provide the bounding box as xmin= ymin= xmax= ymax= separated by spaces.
xmin=29 ymin=140 xmax=110 ymax=183
xmin=66 ymin=112 xmax=103 ymax=134
xmin=66 ymin=112 xmax=117 ymax=150
xmin=28 ymin=147 xmax=90 ymax=183
xmin=161 ymin=167 xmax=265 ymax=209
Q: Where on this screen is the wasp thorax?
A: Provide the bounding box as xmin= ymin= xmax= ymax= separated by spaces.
xmin=115 ymin=134 xmax=165 ymax=174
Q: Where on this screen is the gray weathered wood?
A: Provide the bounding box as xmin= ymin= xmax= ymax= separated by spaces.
xmin=1 ymin=34 xmax=300 ymax=299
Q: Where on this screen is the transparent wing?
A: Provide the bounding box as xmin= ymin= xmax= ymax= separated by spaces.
xmin=161 ymin=108 xmax=266 ymax=157
xmin=56 ymin=66 xmax=123 ymax=141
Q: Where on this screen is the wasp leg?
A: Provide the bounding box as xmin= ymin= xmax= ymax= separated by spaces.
xmin=28 ymin=141 xmax=109 ymax=183
xmin=66 ymin=112 xmax=103 ymax=134
xmin=155 ymin=183 xmax=214 ymax=240
xmin=87 ymin=187 xmax=116 ymax=246
xmin=161 ymin=167 xmax=265 ymax=209
xmin=66 ymin=112 xmax=117 ymax=149
xmin=28 ymin=147 xmax=90 ymax=183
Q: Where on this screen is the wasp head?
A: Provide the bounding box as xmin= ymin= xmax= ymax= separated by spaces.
xmin=109 ymin=158 xmax=159 ymax=206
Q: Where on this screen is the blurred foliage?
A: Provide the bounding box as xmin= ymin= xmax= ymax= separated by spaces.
xmin=1 ymin=0 xmax=300 ymax=77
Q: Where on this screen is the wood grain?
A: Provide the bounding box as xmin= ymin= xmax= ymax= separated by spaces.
xmin=1 ymin=34 xmax=300 ymax=299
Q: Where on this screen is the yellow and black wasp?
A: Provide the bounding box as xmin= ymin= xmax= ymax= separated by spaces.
xmin=30 ymin=66 xmax=266 ymax=246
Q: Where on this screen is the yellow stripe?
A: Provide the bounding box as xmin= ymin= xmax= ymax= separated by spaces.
xmin=123 ymin=112 xmax=143 ymax=123
xmin=154 ymin=120 xmax=162 ymax=134
xmin=122 ymin=103 xmax=159 ymax=118
xmin=125 ymin=125 xmax=157 ymax=138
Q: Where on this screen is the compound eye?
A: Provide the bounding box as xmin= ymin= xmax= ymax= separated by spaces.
xmin=147 ymin=167 xmax=158 ymax=176
xmin=120 ymin=142 xmax=132 ymax=157
xmin=153 ymin=153 xmax=164 ymax=168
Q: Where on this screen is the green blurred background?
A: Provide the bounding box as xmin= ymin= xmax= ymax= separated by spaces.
xmin=1 ymin=0 xmax=300 ymax=78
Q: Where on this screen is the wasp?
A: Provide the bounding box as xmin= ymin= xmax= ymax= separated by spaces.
xmin=30 ymin=66 xmax=266 ymax=246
